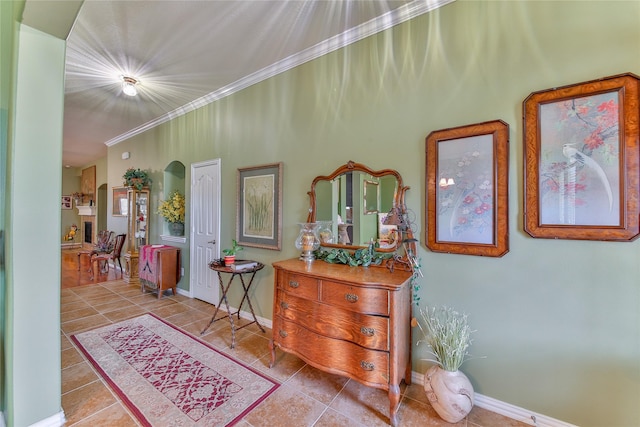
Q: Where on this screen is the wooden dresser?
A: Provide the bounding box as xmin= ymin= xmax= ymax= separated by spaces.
xmin=269 ymin=258 xmax=413 ymax=426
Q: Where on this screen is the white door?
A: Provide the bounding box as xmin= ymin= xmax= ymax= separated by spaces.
xmin=190 ymin=159 xmax=221 ymax=304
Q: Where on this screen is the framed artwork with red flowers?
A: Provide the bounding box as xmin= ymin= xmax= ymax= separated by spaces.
xmin=426 ymin=120 xmax=509 ymax=257
xmin=523 ymin=73 xmax=640 ymax=241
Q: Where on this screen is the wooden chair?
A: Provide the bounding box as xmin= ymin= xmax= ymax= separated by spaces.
xmin=91 ymin=233 xmax=126 ymax=279
xmin=77 ymin=230 xmax=114 ymax=271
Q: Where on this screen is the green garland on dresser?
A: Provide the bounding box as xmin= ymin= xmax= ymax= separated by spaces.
xmin=314 ymin=244 xmax=393 ymax=267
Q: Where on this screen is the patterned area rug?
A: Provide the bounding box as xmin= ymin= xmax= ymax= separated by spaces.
xmin=71 ymin=314 xmax=279 ymax=426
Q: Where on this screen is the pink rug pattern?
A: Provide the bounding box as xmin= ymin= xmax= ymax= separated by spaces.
xmin=71 ymin=314 xmax=279 ymax=426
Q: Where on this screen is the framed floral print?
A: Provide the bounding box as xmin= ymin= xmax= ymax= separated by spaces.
xmin=236 ymin=162 xmax=283 ymax=250
xmin=523 ymin=73 xmax=640 ymax=241
xmin=426 ymin=120 xmax=509 ymax=257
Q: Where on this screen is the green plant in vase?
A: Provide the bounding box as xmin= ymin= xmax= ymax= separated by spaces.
xmin=123 ymin=167 xmax=151 ymax=190
xmin=414 ymin=305 xmax=476 ymax=423
xmin=222 ymin=239 xmax=243 ymax=266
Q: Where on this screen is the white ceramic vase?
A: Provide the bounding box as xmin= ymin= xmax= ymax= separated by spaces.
xmin=423 ymin=365 xmax=474 ymax=423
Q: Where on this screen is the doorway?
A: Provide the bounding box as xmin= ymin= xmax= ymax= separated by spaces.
xmin=190 ymin=159 xmax=221 ymax=304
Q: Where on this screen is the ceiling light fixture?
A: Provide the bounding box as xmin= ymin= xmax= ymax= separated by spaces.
xmin=121 ymin=76 xmax=139 ymax=96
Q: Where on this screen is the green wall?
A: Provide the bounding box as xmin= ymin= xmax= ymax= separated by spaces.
xmin=8 ymin=24 xmax=65 ymax=426
xmin=106 ymin=1 xmax=639 ymax=426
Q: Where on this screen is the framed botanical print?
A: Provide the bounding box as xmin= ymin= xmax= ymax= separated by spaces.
xmin=523 ymin=73 xmax=640 ymax=241
xmin=236 ymin=162 xmax=283 ymax=250
xmin=426 ymin=120 xmax=509 ymax=257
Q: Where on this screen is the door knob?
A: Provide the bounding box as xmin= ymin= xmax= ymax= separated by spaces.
xmin=208 ymin=240 xmax=216 ymax=244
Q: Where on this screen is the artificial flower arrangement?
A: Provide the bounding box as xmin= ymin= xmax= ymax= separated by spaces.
xmin=123 ymin=167 xmax=151 ymax=190
xmin=157 ymin=190 xmax=185 ymax=224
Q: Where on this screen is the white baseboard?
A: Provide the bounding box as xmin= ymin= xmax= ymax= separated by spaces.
xmin=411 ymin=372 xmax=576 ymax=427
xmin=27 ymin=410 xmax=65 ymax=427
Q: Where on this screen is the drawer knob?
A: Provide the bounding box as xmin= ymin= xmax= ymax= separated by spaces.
xmin=345 ymin=293 xmax=359 ymax=303
xmin=280 ymin=301 xmax=289 ymax=309
xmin=279 ymin=330 xmax=288 ymax=338
xmin=360 ymin=361 xmax=375 ymax=371
xmin=360 ymin=326 xmax=375 ymax=336
xmin=289 ymin=280 xmax=299 ymax=288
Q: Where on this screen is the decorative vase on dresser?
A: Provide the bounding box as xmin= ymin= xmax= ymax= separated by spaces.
xmin=269 ymin=258 xmax=413 ymax=427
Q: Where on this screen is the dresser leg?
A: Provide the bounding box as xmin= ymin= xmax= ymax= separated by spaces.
xmin=389 ymin=384 xmax=401 ymax=427
xmin=268 ymin=339 xmax=276 ymax=368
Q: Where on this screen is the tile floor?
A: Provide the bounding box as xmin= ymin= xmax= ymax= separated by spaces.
xmin=61 ymin=250 xmax=528 ymax=426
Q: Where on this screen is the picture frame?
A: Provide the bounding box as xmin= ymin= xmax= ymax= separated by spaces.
xmin=61 ymin=195 xmax=72 ymax=210
xmin=426 ymin=120 xmax=509 ymax=257
xmin=81 ymin=165 xmax=96 ymax=203
xmin=236 ymin=162 xmax=283 ymax=250
xmin=112 ymin=186 xmax=128 ymax=216
xmin=523 ymin=73 xmax=640 ymax=241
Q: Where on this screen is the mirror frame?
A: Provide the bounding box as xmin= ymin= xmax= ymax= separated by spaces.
xmin=307 ymin=160 xmax=409 ymax=252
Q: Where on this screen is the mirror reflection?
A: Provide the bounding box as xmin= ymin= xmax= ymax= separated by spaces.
xmin=308 ymin=161 xmax=406 ymax=251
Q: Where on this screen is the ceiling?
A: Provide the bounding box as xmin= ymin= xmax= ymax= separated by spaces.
xmin=22 ymin=0 xmax=452 ymax=168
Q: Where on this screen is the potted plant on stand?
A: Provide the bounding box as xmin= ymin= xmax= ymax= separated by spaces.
xmin=414 ymin=305 xmax=476 ymax=423
xmin=157 ymin=190 xmax=185 ymax=236
xmin=222 ymin=239 xmax=243 ymax=266
xmin=123 ymin=167 xmax=151 ymax=190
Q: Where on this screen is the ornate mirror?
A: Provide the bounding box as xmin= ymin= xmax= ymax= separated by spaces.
xmin=307 ymin=160 xmax=409 ymax=252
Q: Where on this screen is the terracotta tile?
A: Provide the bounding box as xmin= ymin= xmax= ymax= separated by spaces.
xmin=61 ymin=380 xmax=117 ymax=425
xmin=315 ymin=408 xmax=367 ymax=427
xmin=71 ymin=402 xmax=139 ymax=427
xmin=61 ymin=293 xmax=83 ymax=304
xmin=149 ymin=301 xmax=192 ymax=318
xmin=113 ymin=286 xmax=144 ymax=297
xmin=62 ymin=361 xmax=99 ymax=394
xmin=404 ymin=381 xmax=429 ymax=405
xmin=179 ymin=319 xmax=215 ymax=339
xmin=61 ymin=300 xmax=91 ymax=314
xmin=163 ymin=308 xmax=209 ymax=327
xmin=224 ymin=331 xmax=271 ymax=364
xmin=467 ymin=405 xmax=531 ymax=427
xmin=61 ymin=307 xmax=100 ymax=323
xmin=102 ymin=306 xmax=147 ymax=322
xmin=253 ymin=350 xmax=306 ymax=383
xmin=330 ymin=379 xmax=395 ymax=427
xmin=92 ymin=299 xmax=137 ymax=314
xmin=288 ymin=364 xmax=349 ymax=405
xmin=126 ymin=292 xmax=173 ymax=306
xmin=83 ymin=294 xmax=128 ymax=306
xmin=396 ymin=395 xmax=463 ymax=426
xmin=61 ymin=314 xmax=111 ymax=335
xmin=199 ymin=323 xmax=252 ymax=350
xmin=61 ymin=333 xmax=73 ymax=351
xmin=178 ymin=297 xmax=215 ymax=311
xmin=242 ymin=383 xmax=326 ymax=426
xmin=72 ymin=286 xmax=117 ymax=299
xmin=61 ymin=346 xmax=85 ymax=369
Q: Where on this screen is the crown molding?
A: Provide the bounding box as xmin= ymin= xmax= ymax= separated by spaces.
xmin=105 ymin=0 xmax=455 ymax=147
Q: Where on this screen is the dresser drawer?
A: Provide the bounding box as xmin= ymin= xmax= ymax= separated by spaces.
xmin=275 ymin=290 xmax=389 ymax=351
xmin=321 ymin=280 xmax=389 ymax=315
xmin=278 ymin=272 xmax=319 ymax=301
xmin=274 ymin=318 xmax=390 ymax=386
